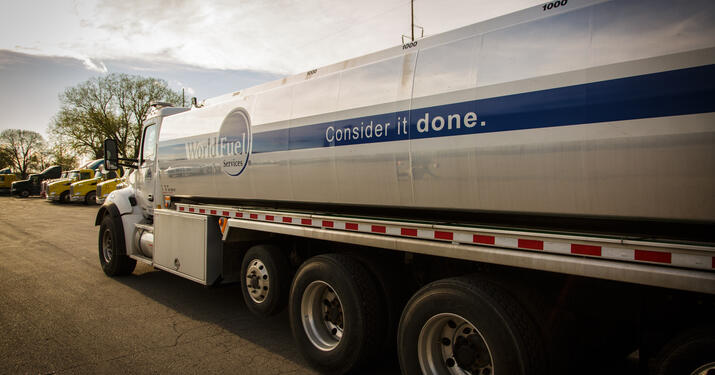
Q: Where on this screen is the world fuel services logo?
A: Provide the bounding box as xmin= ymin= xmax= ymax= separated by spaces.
xmin=183 ymin=109 xmax=251 ymax=177
xmin=219 ymin=109 xmax=251 ymax=176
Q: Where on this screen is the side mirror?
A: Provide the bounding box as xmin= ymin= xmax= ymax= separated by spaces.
xmin=104 ymin=139 xmax=119 ymax=171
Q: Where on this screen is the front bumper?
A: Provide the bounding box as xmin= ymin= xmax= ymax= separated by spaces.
xmin=46 ymin=192 xmax=60 ymax=201
xmin=70 ymin=194 xmax=84 ymax=202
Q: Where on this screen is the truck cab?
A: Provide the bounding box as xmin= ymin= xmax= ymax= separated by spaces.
xmin=10 ymin=165 xmax=62 ymax=197
xmin=0 ymin=173 xmax=19 ymax=194
xmin=71 ymin=168 xmax=122 ymax=205
xmin=46 ymin=169 xmax=94 ymax=203
xmin=41 ymin=171 xmax=68 ymax=198
xmin=95 ymin=169 xmax=130 ymax=205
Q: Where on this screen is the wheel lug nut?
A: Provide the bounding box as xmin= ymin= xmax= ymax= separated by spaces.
xmin=463 ymin=327 xmax=471 ymax=334
xmin=441 ymin=337 xmax=451 ymax=346
xmin=447 ymin=320 xmax=456 ymax=328
xmin=446 ymin=358 xmax=455 ymax=368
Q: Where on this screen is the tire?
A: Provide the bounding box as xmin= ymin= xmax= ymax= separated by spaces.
xmin=651 ymin=327 xmax=715 ymax=375
xmin=289 ymin=254 xmax=382 ymax=374
xmin=240 ymin=244 xmax=291 ymax=317
xmin=350 ymin=253 xmax=408 ymax=357
xmin=85 ymin=191 xmax=97 ymax=205
xmin=398 ymin=275 xmax=546 ymax=375
xmin=98 ymin=214 xmax=136 ymax=276
xmin=60 ymin=191 xmax=70 ymax=203
xmin=20 ymin=189 xmax=30 ymax=198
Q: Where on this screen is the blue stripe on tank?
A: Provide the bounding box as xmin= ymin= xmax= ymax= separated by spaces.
xmin=248 ymin=63 xmax=715 ymax=154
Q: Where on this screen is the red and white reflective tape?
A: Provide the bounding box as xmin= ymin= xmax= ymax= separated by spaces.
xmin=174 ymin=203 xmax=715 ymax=272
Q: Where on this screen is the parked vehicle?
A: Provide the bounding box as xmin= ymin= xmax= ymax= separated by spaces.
xmin=41 ymin=171 xmax=68 ymax=198
xmin=95 ymin=170 xmax=130 ymax=205
xmin=70 ymin=168 xmax=122 ymax=205
xmin=0 ymin=173 xmax=18 ymax=194
xmin=46 ymin=169 xmax=95 ymax=203
xmin=96 ymin=0 xmax=715 ymax=374
xmin=10 ymin=166 xmax=62 ymax=197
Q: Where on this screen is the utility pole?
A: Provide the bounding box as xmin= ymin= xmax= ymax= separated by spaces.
xmin=411 ymin=0 xmax=414 ymax=42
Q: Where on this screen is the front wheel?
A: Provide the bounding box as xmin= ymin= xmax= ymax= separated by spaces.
xmin=289 ymin=254 xmax=383 ymax=374
xmin=240 ymin=244 xmax=291 ymax=317
xmin=20 ymin=189 xmax=30 ymax=198
xmin=60 ymin=191 xmax=70 ymax=203
xmin=98 ymin=214 xmax=136 ymax=276
xmin=398 ymin=276 xmax=546 ymax=375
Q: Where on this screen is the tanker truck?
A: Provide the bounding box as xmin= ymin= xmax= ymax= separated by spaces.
xmin=96 ymin=0 xmax=715 ymax=373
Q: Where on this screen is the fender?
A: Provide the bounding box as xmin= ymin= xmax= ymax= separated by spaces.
xmin=95 ymin=187 xmax=135 ymax=224
xmin=95 ymin=186 xmax=144 ymax=258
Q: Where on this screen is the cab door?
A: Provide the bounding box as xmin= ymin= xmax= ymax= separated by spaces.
xmin=136 ymin=122 xmax=158 ymax=217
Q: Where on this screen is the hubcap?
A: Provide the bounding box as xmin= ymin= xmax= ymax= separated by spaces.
xmin=301 ymin=280 xmax=344 ymax=351
xmin=102 ymin=228 xmax=113 ymax=264
xmin=418 ymin=313 xmax=493 ymax=375
xmin=245 ymin=259 xmax=270 ymax=303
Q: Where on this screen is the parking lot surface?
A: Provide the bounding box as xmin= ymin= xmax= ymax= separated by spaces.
xmin=0 ymin=196 xmax=400 ymax=374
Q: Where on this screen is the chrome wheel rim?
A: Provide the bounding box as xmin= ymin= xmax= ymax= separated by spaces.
xmin=102 ymin=228 xmax=113 ymax=264
xmin=301 ymin=280 xmax=344 ymax=351
xmin=691 ymin=362 xmax=715 ymax=375
xmin=245 ymin=259 xmax=270 ymax=304
xmin=418 ymin=313 xmax=493 ymax=375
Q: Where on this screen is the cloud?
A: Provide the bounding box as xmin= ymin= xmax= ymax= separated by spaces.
xmin=1 ymin=0 xmax=541 ymax=75
xmin=81 ymin=57 xmax=108 ymax=73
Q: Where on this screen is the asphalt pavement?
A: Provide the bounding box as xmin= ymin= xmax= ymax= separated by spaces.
xmin=0 ymin=196 xmax=400 ymax=374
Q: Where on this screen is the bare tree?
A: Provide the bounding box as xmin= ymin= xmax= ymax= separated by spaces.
xmin=0 ymin=129 xmax=45 ymax=179
xmin=0 ymin=145 xmax=13 ymax=170
xmin=51 ymin=73 xmax=182 ymax=159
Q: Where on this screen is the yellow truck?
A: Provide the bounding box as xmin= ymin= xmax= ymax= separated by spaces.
xmin=46 ymin=169 xmax=95 ymax=203
xmin=70 ymin=169 xmax=122 ymax=205
xmin=95 ymin=170 xmax=129 ymax=204
xmin=0 ymin=173 xmax=19 ymax=194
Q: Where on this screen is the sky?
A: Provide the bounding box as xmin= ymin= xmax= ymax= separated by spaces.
xmin=0 ymin=0 xmax=540 ymax=141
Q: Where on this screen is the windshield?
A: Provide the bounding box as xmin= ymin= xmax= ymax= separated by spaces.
xmin=67 ymin=171 xmax=80 ymax=180
xmin=86 ymin=159 xmax=104 ymax=170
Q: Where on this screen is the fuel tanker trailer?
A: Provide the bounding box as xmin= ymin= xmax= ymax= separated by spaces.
xmin=96 ymin=0 xmax=715 ymax=373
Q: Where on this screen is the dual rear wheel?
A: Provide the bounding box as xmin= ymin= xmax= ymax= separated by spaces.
xmin=239 ymin=247 xmax=543 ymax=375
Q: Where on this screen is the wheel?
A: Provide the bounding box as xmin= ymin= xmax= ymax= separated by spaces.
xmin=651 ymin=327 xmax=715 ymax=375
xmin=398 ymin=276 xmax=546 ymax=375
xmin=20 ymin=189 xmax=30 ymax=198
xmin=240 ymin=244 xmax=291 ymax=317
xmin=289 ymin=254 xmax=382 ymax=374
xmin=60 ymin=191 xmax=70 ymax=203
xmin=85 ymin=191 xmax=97 ymax=205
xmin=98 ymin=214 xmax=136 ymax=276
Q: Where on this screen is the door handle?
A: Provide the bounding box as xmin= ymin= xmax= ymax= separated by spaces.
xmin=148 ymin=194 xmax=153 ymax=202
